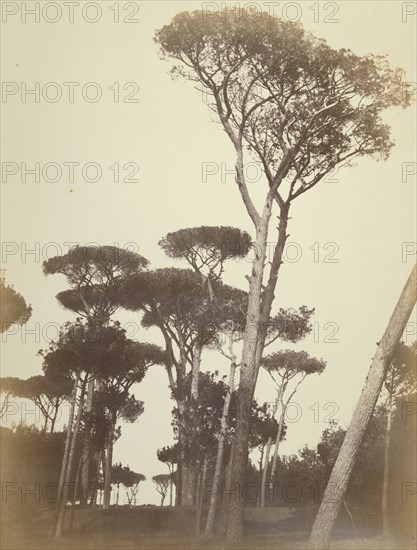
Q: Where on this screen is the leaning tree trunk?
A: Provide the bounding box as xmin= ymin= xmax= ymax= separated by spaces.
xmin=382 ymin=390 xmax=394 ymax=535
xmin=54 ymin=376 xmax=86 ymax=539
xmin=205 ymin=348 xmax=237 ymax=535
xmin=103 ymin=409 xmax=116 ymax=510
xmin=309 ymin=263 xmax=417 ymax=550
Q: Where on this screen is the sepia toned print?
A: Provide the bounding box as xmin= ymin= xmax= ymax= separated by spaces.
xmin=1 ymin=1 xmax=416 ymax=549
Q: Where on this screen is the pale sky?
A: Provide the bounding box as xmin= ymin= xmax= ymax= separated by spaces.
xmin=1 ymin=1 xmax=416 ymax=505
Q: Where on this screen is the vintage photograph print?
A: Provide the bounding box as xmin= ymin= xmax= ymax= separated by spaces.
xmin=1 ymin=1 xmax=416 ymax=549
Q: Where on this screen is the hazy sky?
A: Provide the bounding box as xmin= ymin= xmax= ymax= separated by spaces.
xmin=1 ymin=1 xmax=416 ymax=505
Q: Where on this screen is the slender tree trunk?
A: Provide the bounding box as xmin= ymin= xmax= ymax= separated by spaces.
xmin=191 ymin=342 xmax=202 ymax=401
xmin=116 ymin=484 xmax=120 ymax=508
xmin=90 ymin=448 xmax=101 ymax=508
xmin=191 ymin=269 xmax=214 ymax=404
xmin=258 ymin=445 xmax=264 ymax=508
xmin=205 ymin=350 xmax=237 ymax=535
xmin=169 ymin=465 xmax=173 ymax=506
xmin=196 ymin=472 xmax=202 ymax=517
xmin=260 ymin=437 xmax=272 ymax=508
xmin=100 ymin=450 xmax=107 ymax=508
xmin=91 ymin=487 xmax=98 ymax=508
xmin=193 ymin=468 xmax=199 ymax=505
xmin=165 ymin=330 xmax=190 ymax=506
xmin=51 ymin=373 xmax=79 ymax=538
xmin=176 ymin=398 xmax=194 ymax=506
xmin=164 ymin=356 xmax=180 ymax=506
xmin=261 ymin=384 xmax=283 ymax=507
xmin=382 ymin=392 xmax=394 ymax=535
xmin=201 ymin=461 xmax=208 ymax=521
xmin=69 ymin=453 xmax=83 ymax=531
xmin=259 ymin=444 xmax=264 ymax=473
xmin=54 ymin=376 xmax=86 ymax=539
xmin=43 ymin=413 xmax=49 ymax=432
xmin=179 ymin=348 xmax=194 ymax=506
xmin=176 ymin=401 xmax=185 ymax=506
xmin=50 ymin=398 xmax=60 ymax=434
xmin=103 ymin=410 xmax=116 ymax=510
xmin=207 ymin=276 xmax=214 ymax=300
xmin=270 ymin=377 xmax=305 ymax=495
xmin=160 ymin=324 xmax=192 ymax=507
xmin=176 ymin=463 xmax=181 ymax=506
xmin=268 ymin=407 xmax=286 ymax=492
xmin=80 ymin=377 xmax=94 ymax=505
xmin=257 ymin=444 xmax=265 ymax=507
xmin=309 ymin=263 xmax=417 ymax=550
xmin=196 ymin=458 xmax=208 ymax=536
